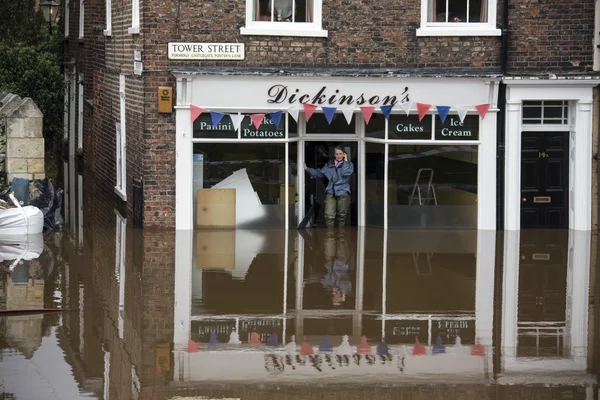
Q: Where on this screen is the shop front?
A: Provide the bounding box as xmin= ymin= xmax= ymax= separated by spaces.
xmin=172 ymin=72 xmax=500 ymax=231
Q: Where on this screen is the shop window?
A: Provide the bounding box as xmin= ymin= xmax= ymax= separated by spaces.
xmin=194 ymin=114 xmax=237 ymax=139
xmin=388 ymin=145 xmax=478 ymax=228
xmin=306 ymin=113 xmax=355 ymax=134
xmin=522 ymin=101 xmax=569 ymax=125
xmin=193 ymin=143 xmax=292 ymax=229
xmin=104 ymin=0 xmax=112 ymax=36
xmin=365 ymin=142 xmax=385 ymax=226
xmin=241 ymin=0 xmax=327 ymax=37
xmin=417 ymin=0 xmax=500 ymax=36
xmin=365 ymin=114 xmax=386 ymax=138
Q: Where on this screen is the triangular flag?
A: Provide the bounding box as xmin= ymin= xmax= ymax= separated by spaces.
xmin=287 ymin=104 xmax=300 ymax=122
xmin=303 ymin=103 xmax=317 ymax=122
xmin=399 ymin=101 xmax=413 ymax=116
xmin=321 ymin=106 xmax=337 ymax=125
xmin=229 ymin=114 xmax=244 ymax=131
xmin=360 ymin=106 xmax=375 ymax=125
xmin=475 ymin=104 xmax=490 ymax=119
xmin=190 ymin=105 xmax=204 ymax=123
xmin=436 ymin=106 xmax=451 ymax=124
xmin=416 ymin=103 xmax=431 ymax=121
xmin=250 ymin=114 xmax=265 ymax=129
xmin=456 ymin=105 xmax=469 ymax=123
xmin=210 ymin=111 xmax=224 ymax=126
xmin=268 ymin=110 xmax=283 ymax=128
xmin=380 ymin=105 xmax=393 ymax=120
xmin=341 ymin=107 xmax=355 ymax=124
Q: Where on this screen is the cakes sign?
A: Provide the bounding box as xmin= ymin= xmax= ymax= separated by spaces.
xmin=168 ymin=42 xmax=245 ymax=60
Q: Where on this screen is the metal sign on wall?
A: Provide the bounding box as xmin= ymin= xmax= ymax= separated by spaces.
xmin=168 ymin=42 xmax=245 ymax=60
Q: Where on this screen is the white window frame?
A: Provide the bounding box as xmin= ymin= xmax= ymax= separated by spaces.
xmin=77 ymin=73 xmax=84 ymax=151
xmin=64 ymin=0 xmax=69 ymax=38
xmin=240 ymin=0 xmax=327 ymax=37
xmin=115 ymin=74 xmax=127 ymax=200
xmin=127 ymin=0 xmax=140 ymax=34
xmin=103 ymin=0 xmax=112 ymax=36
xmin=416 ymin=0 xmax=501 ymax=36
xmin=79 ymin=0 xmax=84 ymax=39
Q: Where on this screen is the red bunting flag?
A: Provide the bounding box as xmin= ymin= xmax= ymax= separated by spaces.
xmin=250 ymin=114 xmax=265 ymax=129
xmin=360 ymin=106 xmax=375 ymax=125
xmin=190 ymin=105 xmax=204 ymax=123
xmin=303 ymin=103 xmax=317 ymax=122
xmin=475 ymin=104 xmax=490 ymax=119
xmin=416 ymin=102 xmax=432 ymax=121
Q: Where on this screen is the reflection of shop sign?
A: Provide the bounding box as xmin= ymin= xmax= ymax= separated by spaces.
xmin=265 ymin=354 xmax=405 ymax=374
xmin=433 ymin=320 xmax=474 ymax=342
xmin=435 ymin=115 xmax=479 ymax=140
xmin=192 ymin=320 xmax=236 ymax=342
xmin=168 ymin=42 xmax=245 ymax=60
xmin=388 ymin=115 xmax=431 ymax=140
xmin=241 ymin=116 xmax=284 ymax=138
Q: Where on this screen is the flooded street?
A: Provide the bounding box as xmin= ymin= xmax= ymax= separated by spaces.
xmin=0 ymin=195 xmax=599 ymax=399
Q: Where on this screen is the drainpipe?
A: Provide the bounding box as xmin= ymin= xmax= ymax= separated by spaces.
xmin=496 ymin=0 xmax=509 ymax=229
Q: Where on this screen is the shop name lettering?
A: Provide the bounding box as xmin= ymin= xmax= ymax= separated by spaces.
xmin=264 ymin=354 xmax=405 ymax=374
xmin=267 ymin=85 xmax=409 ymax=106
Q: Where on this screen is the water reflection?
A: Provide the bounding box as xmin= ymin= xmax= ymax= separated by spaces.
xmin=0 ymin=221 xmax=598 ymax=397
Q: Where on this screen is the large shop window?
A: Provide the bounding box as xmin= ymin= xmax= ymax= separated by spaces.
xmin=388 ymin=144 xmax=478 ymax=228
xmin=417 ymin=0 xmax=500 ymax=36
xmin=193 ymin=143 xmax=297 ymax=229
xmin=241 ymin=0 xmax=327 ymax=37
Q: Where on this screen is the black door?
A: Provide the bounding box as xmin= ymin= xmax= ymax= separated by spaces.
xmin=303 ymin=141 xmax=358 ymax=227
xmin=520 ymin=132 xmax=569 ymax=229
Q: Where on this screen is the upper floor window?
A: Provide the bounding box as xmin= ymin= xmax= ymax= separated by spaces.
xmin=64 ymin=0 xmax=69 ymax=38
xmin=104 ymin=0 xmax=112 ymax=36
xmin=241 ymin=0 xmax=327 ymax=37
xmin=128 ymin=0 xmax=139 ymax=34
xmin=417 ymin=0 xmax=501 ymax=36
xmin=78 ymin=0 xmax=84 ymax=39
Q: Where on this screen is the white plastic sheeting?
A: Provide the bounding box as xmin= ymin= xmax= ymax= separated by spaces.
xmin=0 ymin=193 xmax=44 ymax=235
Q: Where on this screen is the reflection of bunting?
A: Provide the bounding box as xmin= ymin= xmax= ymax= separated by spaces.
xmin=341 ymin=107 xmax=355 ymax=124
xmin=456 ymin=105 xmax=469 ymax=123
xmin=380 ymin=105 xmax=393 ymax=120
xmin=360 ymin=106 xmax=375 ymax=125
xmin=475 ymin=104 xmax=490 ymax=119
xmin=250 ymin=114 xmax=265 ymax=129
xmin=268 ymin=111 xmax=283 ymax=128
xmin=321 ymin=107 xmax=337 ymax=124
xmin=210 ymin=111 xmax=225 ymax=126
xmin=190 ymin=105 xmax=204 ymax=122
xmin=436 ymin=106 xmax=451 ymax=124
xmin=229 ymin=114 xmax=244 ymax=130
xmin=399 ymin=101 xmax=413 ymax=116
xmin=303 ymin=103 xmax=317 ymax=122
xmin=288 ymin=104 xmax=300 ymax=122
xmin=416 ymin=102 xmax=432 ymax=121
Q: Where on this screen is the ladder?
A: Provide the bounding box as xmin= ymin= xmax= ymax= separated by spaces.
xmin=408 ymin=168 xmax=438 ymax=205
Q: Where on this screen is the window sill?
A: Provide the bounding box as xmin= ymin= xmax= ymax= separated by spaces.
xmin=103 ymin=29 xmax=112 ymax=36
xmin=127 ymin=26 xmax=140 ymax=35
xmin=416 ymin=27 xmax=501 ymax=37
xmin=240 ymin=26 xmax=327 ymax=37
xmin=115 ymin=186 xmax=127 ymax=201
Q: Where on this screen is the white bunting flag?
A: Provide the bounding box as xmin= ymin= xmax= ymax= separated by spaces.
xmin=399 ymin=101 xmax=413 ymax=116
xmin=229 ymin=114 xmax=245 ymax=131
xmin=341 ymin=106 xmax=355 ymax=125
xmin=287 ymin=104 xmax=301 ymax=122
xmin=456 ymin=105 xmax=469 ymax=123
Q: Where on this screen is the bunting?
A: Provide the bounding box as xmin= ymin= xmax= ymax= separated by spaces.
xmin=416 ymin=102 xmax=432 ymax=121
xmin=380 ymin=105 xmax=393 ymax=120
xmin=229 ymin=114 xmax=244 ymax=131
xmin=321 ymin=107 xmax=337 ymax=125
xmin=250 ymin=114 xmax=265 ymax=129
xmin=287 ymin=104 xmax=301 ymax=122
xmin=341 ymin=107 xmax=355 ymax=124
xmin=360 ymin=106 xmax=375 ymax=125
xmin=303 ymin=103 xmax=318 ymax=122
xmin=399 ymin=101 xmax=413 ymax=116
xmin=268 ymin=111 xmax=283 ymax=128
xmin=190 ymin=105 xmax=204 ymax=123
xmin=210 ymin=111 xmax=225 ymax=126
xmin=475 ymin=104 xmax=490 ymax=119
xmin=456 ymin=105 xmax=469 ymax=123
xmin=435 ymin=106 xmax=451 ymax=124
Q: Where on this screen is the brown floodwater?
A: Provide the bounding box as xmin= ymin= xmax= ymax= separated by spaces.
xmin=1 ymin=207 xmax=598 ymax=399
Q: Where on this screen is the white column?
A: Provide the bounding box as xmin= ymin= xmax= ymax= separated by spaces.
xmin=477 ymin=112 xmax=497 ymax=230
xmin=573 ymin=100 xmax=593 ymax=231
xmin=475 ymin=230 xmax=495 ymax=346
xmin=175 ymin=78 xmax=194 ymax=230
xmin=501 ymin=230 xmax=520 ymax=365
xmin=174 ymin=229 xmax=193 ymax=350
xmin=295 ymin=234 xmax=304 ymax=341
xmin=504 ymin=100 xmax=522 ymax=231
xmin=568 ymin=230 xmax=591 ymax=363
xmin=354 ymin=227 xmax=365 ymax=338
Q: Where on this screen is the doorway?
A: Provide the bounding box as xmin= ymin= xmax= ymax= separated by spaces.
xmin=520 ymin=132 xmax=569 ymax=229
xmin=302 ymin=141 xmax=358 ymax=227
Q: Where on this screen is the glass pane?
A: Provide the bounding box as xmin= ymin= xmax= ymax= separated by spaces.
xmin=523 ymin=105 xmax=542 ymax=120
xmin=240 ymin=114 xmax=285 ymax=139
xmin=365 ymin=143 xmax=385 ymax=227
xmin=542 ymin=106 xmax=565 ymax=123
xmin=389 ymin=115 xmax=432 ymax=140
xmin=388 ymin=145 xmax=478 ymax=228
xmin=255 ymin=0 xmax=312 ymax=22
xmin=430 ymin=0 xmax=485 ymax=22
xmin=288 ymin=114 xmax=298 ymax=137
xmin=288 ymin=141 xmax=299 ymax=228
xmin=365 ymin=113 xmax=386 ymax=138
xmin=306 ymin=113 xmax=356 ymax=134
xmin=193 ymin=114 xmax=237 ymax=139
xmin=192 ymin=143 xmax=287 ymax=228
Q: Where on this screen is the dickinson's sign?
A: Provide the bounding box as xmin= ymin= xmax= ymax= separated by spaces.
xmin=266 ymin=84 xmax=410 ymax=106
xmin=168 ymin=42 xmax=245 ymax=60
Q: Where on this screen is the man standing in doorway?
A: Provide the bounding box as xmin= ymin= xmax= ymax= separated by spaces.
xmin=305 ymin=146 xmax=354 ymax=228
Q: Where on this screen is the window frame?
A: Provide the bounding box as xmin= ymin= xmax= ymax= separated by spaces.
xmin=77 ymin=73 xmax=84 ymax=150
xmin=115 ymin=74 xmax=127 ymax=200
xmin=128 ymin=0 xmax=140 ymax=34
xmin=416 ymin=0 xmax=501 ymax=37
xmin=103 ymin=0 xmax=112 ymax=36
xmin=78 ymin=0 xmax=84 ymax=39
xmin=240 ymin=0 xmax=327 ymax=37
xmin=64 ymin=0 xmax=69 ymax=38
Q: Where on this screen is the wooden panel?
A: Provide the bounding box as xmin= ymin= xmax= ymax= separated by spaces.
xmin=196 ymin=230 xmax=235 ymax=270
xmin=196 ymin=188 xmax=236 ymax=228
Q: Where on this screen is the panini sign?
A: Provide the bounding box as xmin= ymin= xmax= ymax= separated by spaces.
xmin=168 ymin=42 xmax=245 ymax=60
